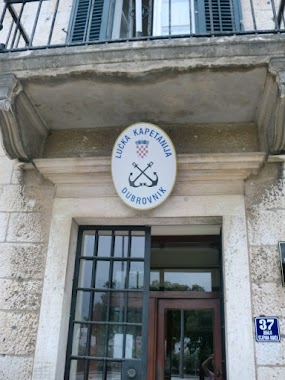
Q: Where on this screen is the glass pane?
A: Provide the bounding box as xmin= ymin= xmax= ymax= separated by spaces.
xmin=78 ymin=259 xmax=93 ymax=288
xmin=112 ymin=261 xmax=127 ymax=289
xmin=98 ymin=232 xmax=112 ymax=257
xmin=126 ymin=326 xmax=142 ymax=359
xmin=108 ymin=325 xmax=124 ymax=358
xmin=150 ymin=270 xmax=160 ymax=290
xmin=165 ymin=309 xmax=214 ymax=379
xmin=75 ymin=291 xmax=90 ymax=321
xmin=95 ymin=261 xmax=110 ymax=288
xmin=81 ymin=231 xmax=95 ymax=256
xmin=114 ymin=233 xmax=129 ymax=258
xmin=88 ymin=361 xmax=104 ymax=380
xmin=131 ymin=235 xmax=145 ymax=258
xmin=92 ymin=292 xmax=108 ymax=322
xmin=69 ymin=359 xmax=85 ymax=380
xmin=127 ymin=292 xmax=143 ymax=323
xmin=110 ymin=292 xmax=126 ymax=323
xmin=164 ymin=271 xmax=212 ymax=291
xmin=106 ymin=362 xmax=121 ymax=380
xmin=71 ymin=323 xmax=89 ymax=357
xmin=90 ymin=324 xmax=107 ymax=357
xmin=129 ymin=262 xmax=144 ymax=289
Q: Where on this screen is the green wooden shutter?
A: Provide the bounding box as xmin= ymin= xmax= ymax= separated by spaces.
xmin=70 ymin=0 xmax=109 ymax=42
xmin=196 ymin=0 xmax=242 ymax=33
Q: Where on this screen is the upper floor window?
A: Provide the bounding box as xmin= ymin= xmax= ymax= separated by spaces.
xmin=69 ymin=0 xmax=242 ymax=43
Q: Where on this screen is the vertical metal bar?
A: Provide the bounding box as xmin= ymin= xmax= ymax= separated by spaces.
xmin=83 ymin=230 xmax=99 ymax=380
xmin=179 ymin=310 xmax=184 ymax=377
xmin=122 ymin=229 xmax=132 ymax=360
xmin=270 ymin=0 xmax=279 ymax=30
xmin=141 ymin=226 xmax=151 ymax=380
xmin=148 ymin=0 xmax=153 ymax=36
xmin=278 ymin=0 xmax=285 ymax=27
xmin=0 ymin=2 xmax=8 ymax=29
xmin=127 ymin=0 xmax=132 ymax=38
xmin=188 ymin=0 xmax=192 ymax=34
xmin=10 ymin=2 xmax=26 ymax=49
xmin=30 ymin=0 xmax=44 ymax=47
xmin=136 ymin=0 xmax=142 ymax=36
xmin=103 ymin=230 xmax=115 ymax=378
xmin=249 ymin=0 xmax=257 ymax=30
xmin=47 ymin=0 xmax=60 ymax=46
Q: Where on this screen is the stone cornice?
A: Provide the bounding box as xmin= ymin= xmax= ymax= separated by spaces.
xmin=257 ymin=58 xmax=285 ymax=154
xmin=34 ymin=153 xmax=265 ymax=187
xmin=0 ymin=74 xmax=48 ymax=161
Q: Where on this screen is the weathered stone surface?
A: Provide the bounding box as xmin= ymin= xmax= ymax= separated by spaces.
xmin=44 ymin=123 xmax=259 ymax=158
xmin=255 ymin=341 xmax=285 ymax=366
xmin=246 ymin=176 xmax=285 ymax=245
xmin=0 ymin=279 xmax=42 ymax=311
xmin=0 ymin=356 xmax=33 ymax=380
xmin=0 ymin=243 xmax=46 ymax=279
xmin=7 ymin=213 xmax=51 ymax=243
xmin=249 ymin=245 xmax=280 ymax=283
xmin=0 ymin=184 xmax=54 ymax=212
xmin=0 ymin=156 xmax=14 ymax=184
xmin=252 ymin=283 xmax=285 ymax=316
xmin=0 ymin=311 xmax=38 ymax=355
xmin=257 ymin=367 xmax=285 ymax=380
xmin=0 ymin=212 xmax=9 ymax=242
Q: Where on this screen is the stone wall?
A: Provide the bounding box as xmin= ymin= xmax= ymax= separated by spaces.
xmin=0 ymin=145 xmax=54 ymax=380
xmin=245 ymin=162 xmax=285 ymax=380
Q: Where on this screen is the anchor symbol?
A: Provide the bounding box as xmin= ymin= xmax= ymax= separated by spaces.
xmin=129 ymin=162 xmax=158 ymax=188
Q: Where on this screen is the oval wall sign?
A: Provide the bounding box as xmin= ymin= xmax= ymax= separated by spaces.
xmin=111 ymin=122 xmax=177 ymax=210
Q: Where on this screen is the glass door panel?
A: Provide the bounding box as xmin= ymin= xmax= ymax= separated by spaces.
xmin=156 ymin=299 xmax=223 ymax=380
xmin=165 ymin=309 xmax=213 ymax=379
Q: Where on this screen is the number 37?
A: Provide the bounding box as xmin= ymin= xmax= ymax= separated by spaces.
xmin=259 ymin=319 xmax=274 ymax=331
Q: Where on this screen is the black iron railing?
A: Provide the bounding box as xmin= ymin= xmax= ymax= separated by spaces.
xmin=0 ymin=0 xmax=284 ymax=52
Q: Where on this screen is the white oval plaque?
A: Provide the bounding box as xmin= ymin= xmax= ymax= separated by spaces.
xmin=111 ymin=122 xmax=177 ymax=210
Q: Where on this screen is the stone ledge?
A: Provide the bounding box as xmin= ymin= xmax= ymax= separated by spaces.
xmin=33 ymin=153 xmax=265 ymax=197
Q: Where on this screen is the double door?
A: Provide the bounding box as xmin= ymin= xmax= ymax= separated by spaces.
xmin=148 ymin=293 xmax=223 ymax=380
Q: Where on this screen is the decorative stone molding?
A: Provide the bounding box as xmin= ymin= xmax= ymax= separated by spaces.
xmin=0 ymin=74 xmax=48 ymax=161
xmin=257 ymin=58 xmax=285 ymax=154
xmin=33 ymin=153 xmax=265 ymax=198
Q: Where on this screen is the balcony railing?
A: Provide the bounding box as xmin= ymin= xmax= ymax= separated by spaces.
xmin=0 ymin=0 xmax=284 ymax=52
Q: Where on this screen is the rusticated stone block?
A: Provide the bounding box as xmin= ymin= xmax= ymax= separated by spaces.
xmin=0 ymin=243 xmax=46 ymax=279
xmin=0 ymin=156 xmax=14 ymax=184
xmin=7 ymin=213 xmax=50 ymax=243
xmin=252 ymin=283 xmax=285 ymax=316
xmin=0 ymin=279 xmax=42 ymax=311
xmin=0 ymin=213 xmax=9 ymax=242
xmin=0 ymin=311 xmax=38 ymax=355
xmin=0 ymin=184 xmax=54 ymax=213
xmin=249 ymin=245 xmax=280 ymax=283
xmin=0 ymin=356 xmax=33 ymax=380
xmin=255 ymin=340 xmax=285 ymax=366
xmin=257 ymin=367 xmax=285 ymax=380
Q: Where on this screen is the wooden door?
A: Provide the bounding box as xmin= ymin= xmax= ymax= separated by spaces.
xmin=147 ymin=292 xmax=223 ymax=380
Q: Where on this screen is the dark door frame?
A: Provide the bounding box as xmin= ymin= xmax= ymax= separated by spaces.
xmin=147 ymin=291 xmax=223 ymax=380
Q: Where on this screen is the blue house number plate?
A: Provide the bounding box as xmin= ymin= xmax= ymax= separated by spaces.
xmin=255 ymin=317 xmax=280 ymax=342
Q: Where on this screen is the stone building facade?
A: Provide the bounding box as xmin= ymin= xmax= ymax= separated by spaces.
xmin=0 ymin=1 xmax=285 ymax=380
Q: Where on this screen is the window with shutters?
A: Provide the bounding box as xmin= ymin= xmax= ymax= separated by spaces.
xmin=69 ymin=0 xmax=242 ymax=43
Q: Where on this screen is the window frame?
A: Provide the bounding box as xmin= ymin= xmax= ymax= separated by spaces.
xmin=64 ymin=225 xmax=151 ymax=380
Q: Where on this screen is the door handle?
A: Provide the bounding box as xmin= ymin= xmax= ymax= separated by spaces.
xmin=216 ymin=369 xmax=222 ymax=377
